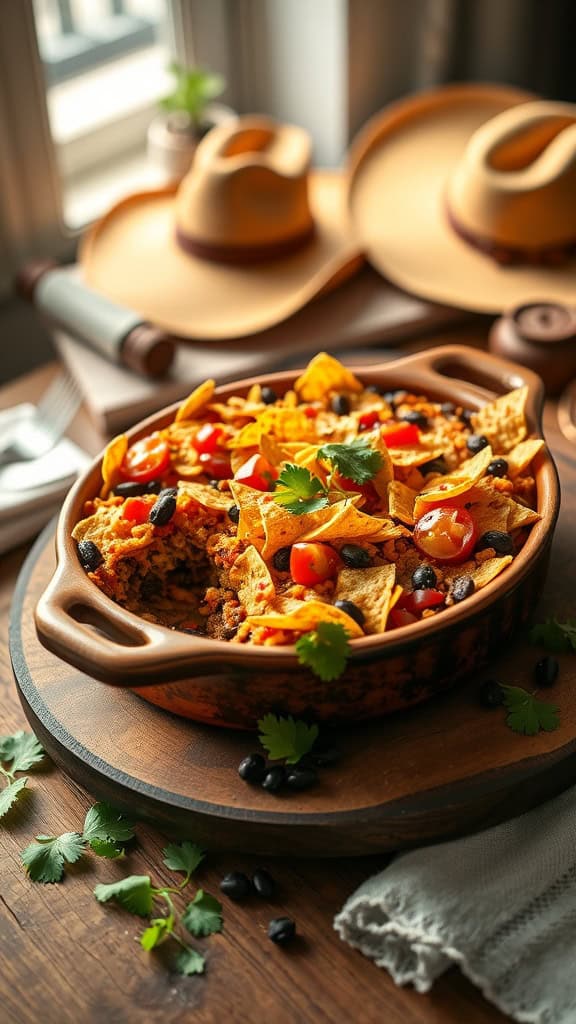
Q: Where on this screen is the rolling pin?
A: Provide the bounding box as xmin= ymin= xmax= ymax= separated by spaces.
xmin=16 ymin=261 xmax=177 ymax=378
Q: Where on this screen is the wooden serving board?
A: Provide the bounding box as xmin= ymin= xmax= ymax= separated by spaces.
xmin=9 ymin=406 xmax=576 ymax=857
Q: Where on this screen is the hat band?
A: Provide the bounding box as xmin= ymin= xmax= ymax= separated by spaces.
xmin=446 ymin=202 xmax=576 ymax=267
xmin=176 ymin=223 xmax=316 ymax=264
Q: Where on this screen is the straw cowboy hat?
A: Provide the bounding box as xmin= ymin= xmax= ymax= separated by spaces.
xmin=81 ymin=117 xmax=363 ymax=340
xmin=348 ymin=82 xmax=576 ymax=313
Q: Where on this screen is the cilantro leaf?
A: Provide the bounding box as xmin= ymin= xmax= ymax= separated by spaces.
xmin=502 ymin=685 xmax=560 ymax=735
xmin=258 ymin=713 xmax=319 ymax=764
xmin=140 ymin=915 xmax=174 ymax=950
xmin=530 ymin=617 xmax=576 ymax=653
xmin=0 ymin=731 xmax=44 ymax=774
xmin=82 ymin=802 xmax=136 ymax=850
xmin=21 ymin=832 xmax=85 ymax=883
xmin=317 ymin=438 xmax=383 ymax=485
xmin=94 ymin=875 xmax=154 ymax=916
xmin=89 ymin=838 xmax=125 ymax=859
xmin=0 ymin=777 xmax=28 ymax=819
xmin=162 ymin=841 xmax=205 ymax=883
xmin=295 ymin=621 xmax=351 ymax=682
xmin=273 ymin=464 xmax=329 ymax=515
xmin=175 ymin=946 xmax=206 ymax=976
xmin=182 ymin=890 xmax=223 ymax=937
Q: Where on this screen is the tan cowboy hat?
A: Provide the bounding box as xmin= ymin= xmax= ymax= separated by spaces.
xmin=348 ymin=82 xmax=576 ymax=313
xmin=81 ymin=116 xmax=363 ymax=340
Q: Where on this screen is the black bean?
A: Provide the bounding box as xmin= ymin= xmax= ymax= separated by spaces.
xmin=466 ymin=434 xmax=489 ymax=454
xmin=220 ymin=872 xmax=252 ymax=901
xmin=459 ymin=408 xmax=473 ymax=425
xmin=420 ymin=457 xmax=448 ymax=476
xmin=331 ymin=394 xmax=350 ymax=415
xmin=272 ymin=546 xmax=291 ymax=573
xmin=268 ymin=917 xmax=296 ymax=945
xmin=388 ymin=389 xmax=407 ymax=406
xmin=399 ymin=410 xmax=428 ymax=429
xmin=476 ymin=530 xmax=514 ymax=555
xmin=262 ymin=766 xmax=286 ymax=793
xmin=334 ymin=599 xmax=365 ymax=628
xmin=228 ymin=504 xmax=240 ymax=524
xmin=261 ymin=386 xmax=277 ymax=405
xmin=412 ymin=564 xmax=437 ymax=590
xmin=340 ymin=543 xmax=371 ymax=568
xmin=149 ymin=490 xmax=177 ymax=526
xmin=252 ymin=868 xmax=275 ymax=899
xmin=440 ymin=402 xmax=455 ymax=416
xmin=238 ymin=753 xmax=267 ymax=784
xmin=114 ymin=479 xmax=162 ymax=497
xmin=479 ymin=679 xmax=505 ymax=708
xmin=209 ymin=479 xmax=221 ymax=489
xmin=451 ymin=575 xmax=475 ymax=603
xmin=285 ymin=766 xmax=318 ymax=791
xmin=534 ymin=655 xmax=559 ymax=689
xmin=487 ymin=458 xmax=509 ymax=478
xmin=77 ymin=539 xmax=103 ymax=572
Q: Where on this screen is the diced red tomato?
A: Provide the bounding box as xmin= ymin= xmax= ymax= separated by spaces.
xmin=199 ymin=451 xmax=232 ymax=480
xmin=358 ymin=410 xmax=381 ymax=431
xmin=304 ymin=406 xmax=318 ymax=419
xmin=399 ymin=588 xmax=445 ymax=615
xmin=192 ymin=423 xmax=225 ymax=455
xmin=120 ymin=433 xmax=171 ymax=483
xmin=413 ymin=506 xmax=477 ymax=564
xmin=380 ymin=422 xmax=420 ymax=446
xmin=234 ymin=454 xmax=278 ymax=491
xmin=290 ymin=542 xmax=341 ymax=586
xmin=335 ymin=472 xmax=378 ymax=506
xmin=122 ymin=496 xmax=152 ymax=524
xmin=389 ymin=607 xmax=418 ymax=629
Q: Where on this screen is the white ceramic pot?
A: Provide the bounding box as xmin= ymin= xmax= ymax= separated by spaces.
xmin=147 ymin=103 xmax=237 ymax=182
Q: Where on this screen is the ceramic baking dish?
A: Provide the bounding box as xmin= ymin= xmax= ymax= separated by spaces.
xmin=35 ymin=346 xmax=560 ymax=728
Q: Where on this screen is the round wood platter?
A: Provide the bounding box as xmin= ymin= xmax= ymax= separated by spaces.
xmin=9 ymin=417 xmax=576 ymax=856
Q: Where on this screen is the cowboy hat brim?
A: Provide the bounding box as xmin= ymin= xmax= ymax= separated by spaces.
xmin=347 ymin=83 xmax=576 ymax=314
xmin=80 ymin=171 xmax=363 ymax=340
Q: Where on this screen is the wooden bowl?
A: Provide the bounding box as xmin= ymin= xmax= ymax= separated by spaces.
xmin=35 ymin=346 xmax=559 ymax=729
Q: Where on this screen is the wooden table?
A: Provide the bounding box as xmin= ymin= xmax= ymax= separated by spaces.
xmin=3 ymin=347 xmax=562 ymax=1024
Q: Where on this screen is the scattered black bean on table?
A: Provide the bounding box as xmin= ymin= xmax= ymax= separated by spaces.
xmin=252 ymin=869 xmax=275 ymax=899
xmin=285 ymin=766 xmax=318 ymax=792
xmin=268 ymin=917 xmax=297 ymax=945
xmin=261 ymin=765 xmax=286 ymax=793
xmin=219 ymin=872 xmax=252 ymax=901
xmin=534 ymin=655 xmax=559 ymax=689
xmin=238 ymin=753 xmax=267 ymax=784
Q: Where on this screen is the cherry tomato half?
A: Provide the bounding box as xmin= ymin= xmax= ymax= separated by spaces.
xmin=122 ymin=496 xmax=152 ymax=524
xmin=380 ymin=422 xmax=420 ymax=446
xmin=192 ymin=423 xmax=225 ymax=455
xmin=358 ymin=410 xmax=381 ymax=431
xmin=234 ymin=454 xmax=278 ymax=491
xmin=399 ymin=588 xmax=445 ymax=615
xmin=199 ymin=451 xmax=232 ymax=480
xmin=389 ymin=607 xmax=418 ymax=629
xmin=290 ymin=542 xmax=341 ymax=586
xmin=335 ymin=472 xmax=379 ymax=507
xmin=413 ymin=506 xmax=477 ymax=564
xmin=120 ymin=434 xmax=171 ymax=483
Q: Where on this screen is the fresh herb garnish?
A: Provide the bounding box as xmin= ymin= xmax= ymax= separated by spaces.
xmin=0 ymin=730 xmax=45 ymax=820
xmin=95 ymin=874 xmax=155 ymax=916
xmin=273 ymin=464 xmax=329 ymax=515
xmin=317 ymin=438 xmax=383 ymax=485
xmin=182 ymin=890 xmax=223 ymax=937
xmin=501 ymin=685 xmax=560 ymax=736
xmin=163 ymin=840 xmax=205 ymax=886
xmin=295 ymin=621 xmax=351 ymax=682
xmin=530 ymin=617 xmax=576 ymax=653
xmin=21 ymin=801 xmax=136 ymax=881
xmin=258 ymin=713 xmax=319 ymax=764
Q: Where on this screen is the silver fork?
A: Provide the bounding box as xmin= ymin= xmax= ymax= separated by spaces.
xmin=0 ymin=371 xmax=81 ymax=468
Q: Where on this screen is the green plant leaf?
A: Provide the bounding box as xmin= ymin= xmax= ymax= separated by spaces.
xmin=295 ymin=622 xmax=351 ymax=683
xmin=258 ymin=713 xmax=319 ymax=764
xmin=530 ymin=617 xmax=576 ymax=653
xmin=89 ymin=838 xmax=125 ymax=859
xmin=140 ymin=915 xmax=174 ymax=950
xmin=82 ymin=802 xmax=136 ymax=845
xmin=94 ymin=875 xmax=154 ymax=916
xmin=317 ymin=438 xmax=384 ymax=485
xmin=162 ymin=841 xmax=205 ymax=882
xmin=182 ymin=890 xmax=223 ymax=937
xmin=502 ymin=685 xmax=560 ymax=735
xmin=0 ymin=777 xmax=28 ymax=819
xmin=0 ymin=731 xmax=44 ymax=774
xmin=273 ymin=464 xmax=329 ymax=515
xmin=21 ymin=832 xmax=85 ymax=883
xmin=175 ymin=946 xmax=206 ymax=975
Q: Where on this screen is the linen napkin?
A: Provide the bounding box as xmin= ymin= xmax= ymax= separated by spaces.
xmin=335 ymin=784 xmax=576 ymax=1024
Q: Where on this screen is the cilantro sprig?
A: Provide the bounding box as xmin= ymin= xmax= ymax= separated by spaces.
xmin=273 ymin=464 xmax=329 ymax=515
xmin=530 ymin=617 xmax=576 ymax=654
xmin=0 ymin=730 xmax=45 ymax=820
xmin=258 ymin=714 xmax=319 ymax=764
xmin=317 ymin=438 xmax=383 ymax=485
xmin=21 ymin=801 xmax=136 ymax=882
xmin=501 ymin=685 xmax=560 ymax=736
xmin=94 ymin=841 xmax=219 ymax=976
xmin=296 ymin=621 xmax=351 ymax=682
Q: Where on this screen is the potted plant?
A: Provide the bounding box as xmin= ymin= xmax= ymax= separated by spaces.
xmin=147 ymin=62 xmax=236 ymax=181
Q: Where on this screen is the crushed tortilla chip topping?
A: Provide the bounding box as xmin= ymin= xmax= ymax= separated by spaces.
xmin=73 ymin=353 xmax=545 ymax=650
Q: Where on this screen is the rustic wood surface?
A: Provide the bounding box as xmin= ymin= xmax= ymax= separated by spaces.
xmin=2 ymin=343 xmax=572 ymax=1024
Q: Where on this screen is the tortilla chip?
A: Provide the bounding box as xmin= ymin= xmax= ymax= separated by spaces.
xmin=175 ymin=379 xmax=215 ymax=423
xmin=471 ymin=387 xmax=528 ymax=452
xmin=388 ymin=445 xmax=446 ymax=468
xmin=388 ymin=481 xmax=418 ymax=525
xmin=299 ymin=502 xmax=403 ymax=543
xmin=228 ymin=481 xmax=267 ymax=542
xmin=443 ymin=555 xmax=512 ymax=590
xmin=227 ymin=421 xmax=261 ymax=449
xmin=228 ymin=545 xmax=275 ymax=614
xmin=246 ymin=598 xmax=365 ymax=638
xmin=100 ymin=433 xmax=128 ymax=497
xmin=414 ymin=445 xmax=494 ymax=518
xmin=335 ymin=564 xmax=396 ymax=633
xmin=465 ymin=479 xmax=541 ymax=533
xmin=370 ymin=433 xmax=394 ymax=499
xmin=505 ymin=438 xmax=545 ymax=477
xmin=260 ymin=433 xmax=292 ymax=468
xmin=178 ymin=481 xmax=235 ymax=513
xmin=294 ymin=352 xmax=363 ymax=401
xmin=506 ymin=500 xmax=541 ymax=530
xmin=260 ymin=501 xmax=340 ymax=559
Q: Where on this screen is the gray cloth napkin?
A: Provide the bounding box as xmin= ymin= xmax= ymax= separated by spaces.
xmin=334 ymin=785 xmax=576 ymax=1024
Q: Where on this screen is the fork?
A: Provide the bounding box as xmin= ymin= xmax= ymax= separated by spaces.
xmin=0 ymin=371 xmax=81 ymax=468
